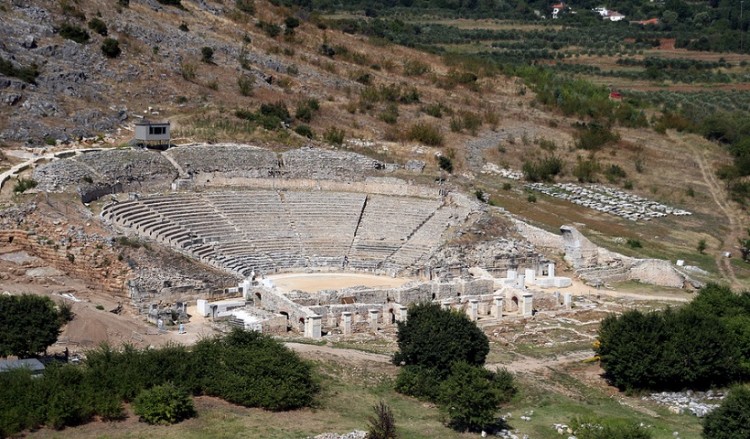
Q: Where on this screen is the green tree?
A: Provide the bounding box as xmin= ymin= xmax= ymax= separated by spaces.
xmin=367 ymin=401 xmax=397 ymax=439
xmin=201 ymin=46 xmax=214 ymax=63
xmin=702 ymin=386 xmax=750 ymax=439
xmin=0 ymin=295 xmax=64 ymax=358
xmin=393 ymin=302 xmax=489 ymax=374
xmin=437 ymin=362 xmax=516 ymax=432
xmin=101 ymin=38 xmax=121 ymax=58
xmin=698 ymin=239 xmax=707 ymax=254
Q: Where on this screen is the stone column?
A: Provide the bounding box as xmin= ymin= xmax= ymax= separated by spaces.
xmin=341 ymin=312 xmax=352 ymax=335
xmin=548 ymin=262 xmax=556 ymax=278
xmin=467 ymin=299 xmax=478 ymax=321
xmin=397 ymin=305 xmax=408 ymax=322
xmin=564 ymin=293 xmax=572 ymax=310
xmin=493 ymin=296 xmax=504 ymax=320
xmin=522 ymin=293 xmax=533 ymax=317
xmin=506 ymin=269 xmax=517 ymax=280
xmin=524 ymin=268 xmax=536 ymax=285
xmin=442 ymin=300 xmax=451 ymax=310
xmin=305 ymin=315 xmax=322 ymax=339
xmin=368 ymin=309 xmax=379 ymax=331
xmin=517 ymin=274 xmax=526 ymax=290
xmin=553 ymin=290 xmax=561 ymax=304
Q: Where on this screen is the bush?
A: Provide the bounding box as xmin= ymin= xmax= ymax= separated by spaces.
xmin=133 ymin=383 xmax=195 ymax=425
xmin=626 ymin=238 xmax=642 ymax=249
xmin=702 ymin=386 xmax=750 ymax=439
xmin=294 ymin=124 xmax=314 ymax=139
xmin=87 ymin=17 xmax=108 ymax=36
xmin=406 ymin=122 xmax=443 ymax=146
xmin=201 ymin=47 xmax=214 ymax=63
xmin=59 ymin=23 xmax=90 ymax=44
xmin=0 ymin=56 xmax=39 ymax=84
xmin=180 ymin=62 xmax=196 ymax=81
xmin=367 ymin=401 xmax=397 ymax=439
xmin=403 ymin=59 xmax=430 ymax=76
xmin=13 ymin=178 xmax=38 ymax=193
xmin=101 ymin=38 xmax=121 ymax=58
xmin=257 ymin=21 xmax=282 ymax=38
xmin=237 ymin=74 xmax=254 ymax=96
xmin=394 ymin=365 xmax=443 ymax=401
xmin=323 ymin=127 xmax=345 ymax=146
xmin=574 ymin=122 xmax=620 ymax=151
xmin=573 ymin=157 xmax=600 ymax=183
xmin=522 ymin=156 xmax=563 ymax=182
xmin=156 ymin=0 xmax=184 ymax=8
xmin=438 ymin=362 xmax=516 ymax=432
xmin=437 ymin=155 xmax=453 ymax=173
xmin=235 ymin=0 xmax=255 ymax=14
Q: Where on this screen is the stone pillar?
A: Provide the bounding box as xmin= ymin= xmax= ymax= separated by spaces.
xmin=368 ymin=309 xmax=379 ymax=331
xmin=493 ymin=296 xmax=504 ymax=320
xmin=328 ymin=313 xmax=337 ymax=328
xmin=524 ymin=268 xmax=536 ymax=285
xmin=553 ymin=290 xmax=561 ymax=304
xmin=517 ymin=274 xmax=526 ymax=290
xmin=467 ymin=299 xmax=478 ymax=321
xmin=442 ymin=300 xmax=451 ymax=310
xmin=564 ymin=293 xmax=572 ymax=310
xmin=397 ymin=305 xmax=408 ymax=322
xmin=241 ymin=279 xmax=252 ymax=300
xmin=522 ymin=293 xmax=533 ymax=317
xmin=341 ymin=312 xmax=352 ymax=335
xmin=305 ymin=315 xmax=322 ymax=339
xmin=548 ymin=262 xmax=556 ymax=278
xmin=507 ymin=269 xmax=517 ymax=280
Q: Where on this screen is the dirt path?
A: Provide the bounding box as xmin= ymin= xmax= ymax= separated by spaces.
xmin=286 ymin=343 xmax=595 ymax=374
xmin=675 ymin=132 xmax=744 ymax=288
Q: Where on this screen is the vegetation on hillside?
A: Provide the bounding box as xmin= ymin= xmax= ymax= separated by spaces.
xmin=0 ymin=294 xmax=68 ymax=358
xmin=597 ymin=284 xmax=750 ymax=391
xmin=0 ymin=329 xmax=318 ymax=437
xmin=393 ymin=303 xmax=516 ymax=432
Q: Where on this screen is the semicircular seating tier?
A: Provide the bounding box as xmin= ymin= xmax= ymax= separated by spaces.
xmin=102 ymin=190 xmax=471 ymax=276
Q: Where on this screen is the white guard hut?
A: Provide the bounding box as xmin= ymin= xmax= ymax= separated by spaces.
xmin=134 ymin=119 xmax=171 ymax=149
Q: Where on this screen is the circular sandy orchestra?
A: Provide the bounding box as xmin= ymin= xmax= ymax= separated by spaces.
xmin=24 ymin=143 xmax=698 ymax=338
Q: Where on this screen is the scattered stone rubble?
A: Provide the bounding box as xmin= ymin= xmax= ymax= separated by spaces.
xmin=526 ymin=183 xmax=691 ymax=221
xmin=482 ymin=163 xmax=523 ymax=180
xmin=643 ymin=390 xmax=724 ymax=417
xmin=307 ymin=431 xmax=367 ymax=439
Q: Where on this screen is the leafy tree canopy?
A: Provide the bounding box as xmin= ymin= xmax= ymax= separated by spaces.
xmin=0 ymin=294 xmax=64 ymax=358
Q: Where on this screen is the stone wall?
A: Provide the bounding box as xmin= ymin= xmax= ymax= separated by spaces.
xmin=0 ymin=229 xmax=129 ymax=297
xmin=192 ymin=176 xmax=441 ymax=199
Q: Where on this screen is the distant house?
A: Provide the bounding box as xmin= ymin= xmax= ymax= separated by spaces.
xmin=604 ymin=11 xmax=626 ymax=21
xmin=609 ymin=91 xmax=623 ymax=101
xmin=635 ymin=18 xmax=660 ymax=26
xmin=134 ymin=119 xmax=171 ymax=149
xmin=0 ymin=358 xmax=45 ymax=376
xmin=551 ymin=2 xmax=566 ymax=18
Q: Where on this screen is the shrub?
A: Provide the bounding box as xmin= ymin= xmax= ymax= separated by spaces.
xmin=403 ymin=59 xmax=430 ymax=76
xmin=0 ymin=56 xmax=39 ymax=84
xmin=118 ymin=0 xmax=130 ymax=7
xmin=133 ymin=383 xmax=195 ymax=425
xmin=294 ymin=124 xmax=314 ymax=139
xmin=87 ymin=17 xmax=108 ymax=36
xmin=438 ymin=362 xmax=516 ymax=432
xmin=527 ymin=193 xmax=537 ymax=203
xmin=574 ymin=122 xmax=620 ymax=151
xmin=13 ymin=178 xmax=38 ymax=194
xmin=284 ymin=16 xmax=300 ymax=30
xmin=394 ymin=365 xmax=443 ymax=401
xmin=522 ymin=156 xmax=563 ymax=182
xmin=201 ymin=47 xmax=214 ymax=64
xmin=323 ymin=127 xmax=345 ymax=146
xmin=237 ymin=74 xmax=254 ymax=96
xmin=437 ymin=156 xmax=453 ymax=173
xmin=101 ymin=38 xmax=121 ymax=58
xmin=59 ymin=23 xmax=90 ymax=44
xmin=626 ymin=238 xmax=642 ymax=249
xmin=367 ymin=401 xmax=397 ymax=439
xmin=573 ymin=157 xmax=600 ymax=183
xmin=235 ymin=0 xmax=255 ymax=14
xmin=156 ymin=0 xmax=184 ymax=8
xmin=178 ymin=22 xmax=189 ymax=32
xmin=180 ymin=62 xmax=196 ymax=81
xmin=698 ymin=239 xmax=707 ymax=254
xmin=406 ymin=122 xmax=443 ymax=146
xmin=702 ymin=386 xmax=750 ymax=439
xmin=257 ymin=21 xmax=282 ymax=38
xmin=604 ymin=164 xmax=627 ymax=183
